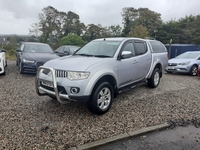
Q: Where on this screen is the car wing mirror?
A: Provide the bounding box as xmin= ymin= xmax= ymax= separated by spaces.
xmin=16 ymin=49 xmax=22 ymax=52
xmin=0 ymin=49 xmax=6 ymax=52
xmin=121 ymin=51 xmax=132 ymax=59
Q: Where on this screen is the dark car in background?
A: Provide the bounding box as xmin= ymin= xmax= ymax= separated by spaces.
xmin=54 ymin=45 xmax=80 ymax=57
xmin=16 ymin=42 xmax=59 ymax=74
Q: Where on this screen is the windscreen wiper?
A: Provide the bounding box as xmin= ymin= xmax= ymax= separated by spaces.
xmin=94 ymin=55 xmax=111 ymax=58
xmin=74 ymin=53 xmax=94 ymax=57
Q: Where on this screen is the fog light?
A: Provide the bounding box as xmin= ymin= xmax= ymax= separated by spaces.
xmin=70 ymin=87 xmax=80 ymax=94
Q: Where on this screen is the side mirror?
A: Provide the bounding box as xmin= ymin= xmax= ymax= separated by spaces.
xmin=16 ymin=49 xmax=22 ymax=52
xmin=0 ymin=49 xmax=6 ymax=52
xmin=121 ymin=51 xmax=132 ymax=59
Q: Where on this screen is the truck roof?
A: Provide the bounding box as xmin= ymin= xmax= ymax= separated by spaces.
xmin=93 ymin=37 xmax=157 ymax=42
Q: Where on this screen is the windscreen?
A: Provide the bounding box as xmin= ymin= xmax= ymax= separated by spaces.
xmin=24 ymin=44 xmax=53 ymax=53
xmin=75 ymin=41 xmax=121 ymax=57
xmin=176 ymin=52 xmax=200 ymax=59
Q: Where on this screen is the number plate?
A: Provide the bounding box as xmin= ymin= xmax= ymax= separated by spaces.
xmin=167 ymin=66 xmax=174 ymax=70
xmin=41 ymin=81 xmax=53 ymax=88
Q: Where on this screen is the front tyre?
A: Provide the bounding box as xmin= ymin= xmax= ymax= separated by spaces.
xmin=19 ymin=62 xmax=24 ymax=74
xmin=88 ymin=82 xmax=113 ymax=115
xmin=148 ymin=68 xmax=160 ymax=88
xmin=189 ymin=65 xmax=197 ymax=76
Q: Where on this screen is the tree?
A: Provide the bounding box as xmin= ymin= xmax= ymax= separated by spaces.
xmin=121 ymin=7 xmax=162 ymax=37
xmin=29 ymin=23 xmax=41 ymax=41
xmin=157 ymin=15 xmax=199 ymax=44
xmin=82 ymin=24 xmax=104 ymax=42
xmin=192 ymin=15 xmax=200 ymax=44
xmin=36 ymin=6 xmax=59 ymax=43
xmin=129 ymin=25 xmax=149 ymax=38
xmin=29 ymin=6 xmax=85 ymax=44
xmin=59 ymin=34 xmax=85 ymax=46
xmin=107 ymin=25 xmax=122 ymax=37
xmin=63 ymin=11 xmax=84 ymax=36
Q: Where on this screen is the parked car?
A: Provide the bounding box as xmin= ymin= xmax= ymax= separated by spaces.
xmin=198 ymin=65 xmax=200 ymax=77
xmin=35 ymin=37 xmax=168 ymax=115
xmin=16 ymin=42 xmax=59 ymax=74
xmin=54 ymin=45 xmax=80 ymax=57
xmin=0 ymin=49 xmax=7 ymax=75
xmin=166 ymin=51 xmax=200 ymax=76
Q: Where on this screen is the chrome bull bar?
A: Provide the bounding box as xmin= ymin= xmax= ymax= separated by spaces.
xmin=35 ymin=66 xmax=70 ymax=104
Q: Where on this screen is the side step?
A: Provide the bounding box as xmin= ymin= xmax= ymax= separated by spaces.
xmin=118 ymin=80 xmax=147 ymax=93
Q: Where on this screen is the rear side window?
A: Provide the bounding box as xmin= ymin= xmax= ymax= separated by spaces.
xmin=149 ymin=41 xmax=166 ymax=52
xmin=134 ymin=40 xmax=147 ymax=55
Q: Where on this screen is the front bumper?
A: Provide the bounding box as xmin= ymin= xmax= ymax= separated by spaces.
xmin=0 ymin=63 xmax=4 ymax=74
xmin=21 ymin=61 xmax=44 ymax=73
xmin=0 ymin=67 xmax=4 ymax=74
xmin=35 ymin=66 xmax=90 ymax=104
xmin=165 ymin=65 xmax=190 ymax=73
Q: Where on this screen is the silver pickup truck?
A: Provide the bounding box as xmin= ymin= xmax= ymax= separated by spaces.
xmin=35 ymin=37 xmax=168 ymax=115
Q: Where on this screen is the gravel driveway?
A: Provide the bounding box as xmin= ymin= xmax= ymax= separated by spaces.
xmin=1 ymin=61 xmax=200 ymax=149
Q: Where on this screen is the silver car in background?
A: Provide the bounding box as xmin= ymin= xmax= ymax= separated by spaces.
xmin=166 ymin=51 xmax=200 ymax=76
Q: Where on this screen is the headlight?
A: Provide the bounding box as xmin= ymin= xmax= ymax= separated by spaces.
xmin=23 ymin=59 xmax=35 ymax=63
xmin=178 ymin=61 xmax=190 ymax=65
xmin=67 ymin=71 xmax=90 ymax=80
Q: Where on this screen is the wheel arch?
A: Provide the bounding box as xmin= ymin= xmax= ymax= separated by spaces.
xmin=155 ymin=63 xmax=163 ymax=78
xmin=191 ymin=64 xmax=198 ymax=67
xmin=84 ymin=70 xmax=118 ymax=97
xmin=91 ymin=75 xmax=117 ymax=97
xmin=148 ymin=62 xmax=163 ymax=79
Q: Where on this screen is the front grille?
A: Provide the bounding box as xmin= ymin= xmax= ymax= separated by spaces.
xmin=55 ymin=70 xmax=68 ymax=78
xmin=40 ymin=82 xmax=67 ymax=94
xmin=42 ymin=68 xmax=68 ymax=78
xmin=168 ymin=63 xmax=177 ymax=66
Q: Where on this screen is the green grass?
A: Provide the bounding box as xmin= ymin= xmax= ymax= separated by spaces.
xmin=6 ymin=54 xmax=16 ymax=60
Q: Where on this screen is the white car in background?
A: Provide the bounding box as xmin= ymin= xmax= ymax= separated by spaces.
xmin=0 ymin=49 xmax=7 ymax=75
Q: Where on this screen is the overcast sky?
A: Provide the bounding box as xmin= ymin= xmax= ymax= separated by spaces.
xmin=0 ymin=0 xmax=199 ymax=35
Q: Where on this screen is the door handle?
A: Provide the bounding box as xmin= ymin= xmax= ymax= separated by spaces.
xmin=133 ymin=60 xmax=138 ymax=64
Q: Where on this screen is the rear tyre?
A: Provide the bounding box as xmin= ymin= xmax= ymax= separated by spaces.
xmin=189 ymin=65 xmax=197 ymax=76
xmin=148 ymin=68 xmax=160 ymax=88
xmin=88 ymin=82 xmax=113 ymax=115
